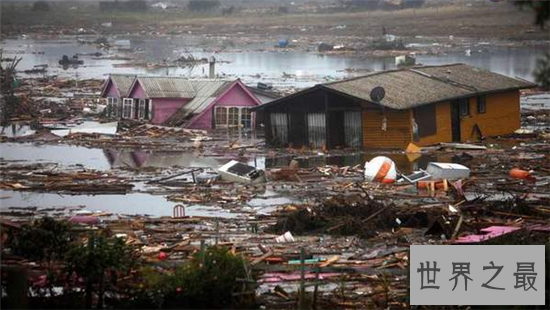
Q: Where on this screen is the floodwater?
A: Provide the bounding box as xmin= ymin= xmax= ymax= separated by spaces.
xmin=1 ymin=37 xmax=546 ymax=87
xmin=0 ymin=190 xmax=240 ymax=218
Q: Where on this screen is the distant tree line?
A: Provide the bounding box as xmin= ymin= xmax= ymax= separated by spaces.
xmin=188 ymin=0 xmax=220 ymax=12
xmin=99 ymin=0 xmax=148 ymax=12
xmin=32 ymin=1 xmax=50 ymax=12
xmin=341 ymin=0 xmax=425 ymax=11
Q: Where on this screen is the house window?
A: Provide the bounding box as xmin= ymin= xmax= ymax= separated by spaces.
xmin=138 ymin=99 xmax=147 ymax=119
xmin=215 ymin=107 xmax=227 ymax=127
xmin=215 ymin=106 xmax=253 ymax=128
xmin=459 ymin=98 xmax=470 ymax=117
xmin=122 ymin=98 xmax=133 ymax=119
xmin=240 ymin=108 xmax=251 ymax=128
xmin=107 ymin=98 xmax=118 ymax=117
xmin=477 ymin=96 xmax=486 ymax=114
xmin=228 ymin=107 xmax=239 ymax=126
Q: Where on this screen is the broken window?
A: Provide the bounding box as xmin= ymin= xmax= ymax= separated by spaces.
xmin=414 ymin=104 xmax=437 ymax=137
xmin=477 ymin=96 xmax=486 ymax=114
xmin=459 ymin=98 xmax=470 ymax=117
xmin=122 ymin=98 xmax=133 ymax=119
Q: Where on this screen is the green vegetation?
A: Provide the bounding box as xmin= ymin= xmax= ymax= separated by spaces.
xmin=66 ymin=232 xmax=138 ymax=309
xmin=4 ymin=218 xmax=256 ymax=309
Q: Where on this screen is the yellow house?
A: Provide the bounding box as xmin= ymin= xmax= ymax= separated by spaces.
xmin=252 ymin=64 xmax=535 ymax=149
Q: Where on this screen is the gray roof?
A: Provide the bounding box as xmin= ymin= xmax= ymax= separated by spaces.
xmin=255 ymin=64 xmax=536 ymax=111
xmin=102 ymin=74 xmax=136 ymax=97
xmin=136 ymin=76 xmax=197 ymax=98
xmin=163 ymin=80 xmax=234 ymax=126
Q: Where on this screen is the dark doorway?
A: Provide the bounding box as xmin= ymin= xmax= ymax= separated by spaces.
xmin=327 ymin=111 xmax=345 ymax=148
xmin=450 ymin=100 xmax=461 ymax=142
xmin=289 ymin=112 xmax=308 ymax=146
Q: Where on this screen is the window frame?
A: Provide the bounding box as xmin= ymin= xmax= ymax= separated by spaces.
xmin=138 ymin=99 xmax=147 ymax=120
xmin=107 ymin=97 xmax=118 ymax=117
xmin=214 ymin=106 xmax=253 ymax=129
xmin=122 ymin=98 xmax=133 ymax=119
xmin=459 ymin=98 xmax=470 ymax=117
xmin=477 ymin=95 xmax=486 ymax=114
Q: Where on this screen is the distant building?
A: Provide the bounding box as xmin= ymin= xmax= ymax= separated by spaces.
xmin=251 ymin=64 xmax=535 ymax=149
xmin=100 ymin=75 xmax=262 ymax=130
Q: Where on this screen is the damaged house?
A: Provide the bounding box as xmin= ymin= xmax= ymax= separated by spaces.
xmin=100 ymin=75 xmax=262 ymax=129
xmin=252 ymin=64 xmax=535 ymax=149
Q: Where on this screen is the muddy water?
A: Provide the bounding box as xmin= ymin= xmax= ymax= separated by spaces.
xmin=1 ymin=38 xmax=546 ymax=86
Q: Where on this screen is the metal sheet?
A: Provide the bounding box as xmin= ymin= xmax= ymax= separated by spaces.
xmin=270 ymin=113 xmax=288 ymax=145
xmin=307 ymin=113 xmax=326 ymax=148
xmin=344 ymin=111 xmax=362 ymax=148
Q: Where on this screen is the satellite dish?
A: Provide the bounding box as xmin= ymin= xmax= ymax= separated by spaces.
xmin=370 ymin=86 xmax=385 ymax=102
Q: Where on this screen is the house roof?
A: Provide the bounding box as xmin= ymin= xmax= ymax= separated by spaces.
xmin=163 ymin=80 xmax=234 ymax=126
xmin=253 ymin=64 xmax=536 ymax=111
xmin=101 ymin=74 xmax=136 ymax=97
xmin=134 ymin=76 xmax=197 ymax=98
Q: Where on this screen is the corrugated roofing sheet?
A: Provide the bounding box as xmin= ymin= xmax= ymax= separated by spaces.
xmin=137 ymin=76 xmax=197 ymax=98
xmin=163 ymin=80 xmax=234 ymax=126
xmin=102 ymin=74 xmax=136 ymax=97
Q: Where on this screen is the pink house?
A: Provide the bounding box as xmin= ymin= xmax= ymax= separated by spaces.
xmin=101 ymin=75 xmax=262 ymax=130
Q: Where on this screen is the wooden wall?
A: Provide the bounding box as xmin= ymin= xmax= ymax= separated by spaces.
xmin=363 ymin=108 xmax=412 ymax=149
xmin=460 ymin=90 xmax=521 ymax=140
xmin=416 ymin=90 xmax=521 ymax=146
xmin=416 ymin=101 xmax=452 ymax=146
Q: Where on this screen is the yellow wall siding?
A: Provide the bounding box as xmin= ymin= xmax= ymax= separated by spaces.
xmin=363 ymin=109 xmax=412 ymax=149
xmin=460 ymin=91 xmax=520 ymax=141
xmin=417 ymin=101 xmax=453 ymax=146
xmin=416 ymin=90 xmax=520 ymax=146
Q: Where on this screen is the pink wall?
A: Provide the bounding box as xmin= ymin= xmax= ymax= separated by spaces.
xmin=102 ymin=79 xmax=120 ymax=98
xmin=126 ymin=80 xmax=188 ymax=124
xmin=128 ymin=81 xmax=146 ymax=99
xmin=151 ymin=98 xmax=189 ymax=125
xmin=188 ymin=81 xmax=260 ymax=129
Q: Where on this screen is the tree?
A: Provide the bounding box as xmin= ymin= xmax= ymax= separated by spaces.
xmin=10 ymin=217 xmax=74 ymax=297
xmin=0 ymin=50 xmax=23 ymax=126
xmin=162 ymin=246 xmax=255 ymax=309
xmin=65 ymin=232 xmax=138 ymax=309
xmin=188 ymin=0 xmax=220 ymax=12
xmin=515 ymin=0 xmax=550 ymax=89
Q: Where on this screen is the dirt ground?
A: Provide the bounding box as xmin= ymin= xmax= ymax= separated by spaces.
xmin=1 ymin=1 xmax=548 ymax=42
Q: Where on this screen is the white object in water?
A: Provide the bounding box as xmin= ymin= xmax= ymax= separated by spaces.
xmin=218 ymin=160 xmax=266 ymax=184
xmin=364 ymin=156 xmax=397 ymax=183
xmin=426 ymin=162 xmax=470 ymax=180
xmin=275 ymin=231 xmax=295 ymax=243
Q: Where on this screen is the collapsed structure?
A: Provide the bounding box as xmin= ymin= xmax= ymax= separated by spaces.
xmin=252 ymin=64 xmax=535 ymax=149
xmin=100 ymin=75 xmax=263 ymax=129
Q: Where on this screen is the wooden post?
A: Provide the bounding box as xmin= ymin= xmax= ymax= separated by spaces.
xmin=324 ymin=91 xmax=329 ymax=149
xmin=299 ymin=247 xmax=306 ymax=309
xmin=312 ymin=265 xmax=320 ymax=310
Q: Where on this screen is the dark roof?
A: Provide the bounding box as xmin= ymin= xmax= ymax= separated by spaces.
xmin=252 ymin=64 xmax=536 ymax=111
